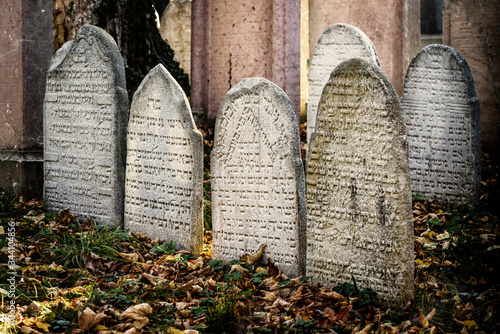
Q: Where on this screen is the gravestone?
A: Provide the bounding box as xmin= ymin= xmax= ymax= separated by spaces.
xmin=306 ymin=59 xmax=413 ymax=307
xmin=124 ymin=64 xmax=203 ymax=254
xmin=191 ymin=0 xmax=300 ymax=122
xmin=43 ymin=24 xmax=128 ymax=225
xmin=443 ymin=0 xmax=500 ymax=156
xmin=0 ymin=0 xmax=52 ymax=198
xmin=211 ymin=78 xmax=306 ymax=278
xmin=307 ymin=23 xmax=379 ymax=143
xmin=401 ymin=45 xmax=481 ymax=207
xmin=160 ymin=0 xmax=192 ymax=81
xmin=308 ymin=0 xmax=420 ymax=96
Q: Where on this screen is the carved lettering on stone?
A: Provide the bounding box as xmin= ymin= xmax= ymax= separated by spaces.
xmin=43 ymin=24 xmax=128 ymax=225
xmin=401 ymin=44 xmax=481 ymax=207
xmin=307 ymin=23 xmax=379 ymax=143
xmin=124 ymin=64 xmax=203 ymax=254
xmin=211 ymin=78 xmax=306 ymax=278
xmin=307 ymin=59 xmax=413 ymax=307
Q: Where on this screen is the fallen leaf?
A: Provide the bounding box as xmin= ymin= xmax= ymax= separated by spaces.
xmin=35 ymin=321 xmax=50 ymax=333
xmin=240 ymin=244 xmax=266 ymax=265
xmin=186 ymin=256 xmax=204 ymax=271
xmin=119 ymin=303 xmax=153 ymax=329
xmin=20 ymin=326 xmax=43 ymax=334
xmin=78 ymin=307 xmax=109 ymax=330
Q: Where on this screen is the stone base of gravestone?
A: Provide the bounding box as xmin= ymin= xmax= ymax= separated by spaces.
xmin=0 ymin=151 xmax=43 ymax=198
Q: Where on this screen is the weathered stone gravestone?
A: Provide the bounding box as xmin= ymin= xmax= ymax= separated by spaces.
xmin=307 ymin=23 xmax=379 ymax=143
xmin=124 ymin=64 xmax=203 ymax=254
xmin=307 ymin=59 xmax=413 ymax=307
xmin=160 ymin=0 xmax=192 ymax=81
xmin=211 ymin=78 xmax=306 ymax=278
xmin=401 ymin=44 xmax=481 ymax=207
xmin=43 ymin=25 xmax=128 ymax=225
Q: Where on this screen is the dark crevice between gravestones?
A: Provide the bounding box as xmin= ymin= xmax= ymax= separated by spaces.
xmin=93 ymin=0 xmax=190 ymax=102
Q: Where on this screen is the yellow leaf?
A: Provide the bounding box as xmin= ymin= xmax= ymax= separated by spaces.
xmin=165 ymin=327 xmax=185 ymax=334
xmin=94 ymin=324 xmax=108 ymax=330
xmin=35 ymin=321 xmax=50 ymax=333
xmin=240 ymin=244 xmax=266 ymax=265
xmin=186 ymin=256 xmax=204 ymax=271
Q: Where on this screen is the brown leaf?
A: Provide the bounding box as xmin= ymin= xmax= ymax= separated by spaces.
xmin=119 ymin=303 xmax=153 ymax=329
xmin=186 ymin=256 xmax=204 ymax=271
xmin=123 ymin=327 xmax=142 ymax=334
xmin=119 ymin=252 xmax=144 ymax=262
xmin=336 ymin=304 xmax=352 ymax=322
xmin=78 ymin=307 xmax=110 ymax=331
xmin=142 ymin=272 xmax=168 ymax=286
xmin=240 ymin=244 xmax=266 ymax=265
xmin=20 ymin=326 xmax=43 ymax=334
xmin=177 ymin=279 xmax=195 ymax=292
xmin=267 ymin=259 xmax=279 ymax=277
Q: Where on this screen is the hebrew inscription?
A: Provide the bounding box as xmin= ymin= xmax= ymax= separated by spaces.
xmin=211 ymin=78 xmax=306 ymax=278
xmin=307 ymin=24 xmax=379 ymax=143
xmin=43 ymin=25 xmax=128 ymax=225
xmin=124 ymin=64 xmax=203 ymax=254
xmin=307 ymin=59 xmax=413 ymax=307
xmin=401 ymin=44 xmax=481 ymax=207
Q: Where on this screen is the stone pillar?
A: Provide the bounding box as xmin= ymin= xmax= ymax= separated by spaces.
xmin=443 ymin=0 xmax=500 ymax=156
xmin=190 ymin=0 xmax=300 ymax=123
xmin=0 ymin=0 xmax=52 ymax=198
xmin=309 ymin=0 xmax=421 ymax=96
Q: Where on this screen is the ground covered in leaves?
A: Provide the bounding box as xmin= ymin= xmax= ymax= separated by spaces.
xmin=0 ymin=125 xmax=499 ymax=333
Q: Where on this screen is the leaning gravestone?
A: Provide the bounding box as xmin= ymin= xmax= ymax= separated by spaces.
xmin=124 ymin=64 xmax=203 ymax=254
xmin=401 ymin=44 xmax=481 ymax=207
xmin=43 ymin=25 xmax=128 ymax=225
xmin=211 ymin=78 xmax=306 ymax=278
xmin=307 ymin=59 xmax=413 ymax=307
xmin=307 ymin=23 xmax=379 ymax=143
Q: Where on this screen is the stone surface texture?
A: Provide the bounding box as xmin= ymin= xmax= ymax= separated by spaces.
xmin=401 ymin=45 xmax=481 ymax=207
xmin=306 ymin=59 xmax=413 ymax=307
xmin=307 ymin=23 xmax=379 ymax=143
xmin=309 ymin=0 xmax=420 ymax=96
xmin=211 ymin=78 xmax=306 ymax=278
xmin=0 ymin=0 xmax=52 ymax=197
xmin=443 ymin=0 xmax=500 ymax=156
xmin=191 ymin=0 xmax=300 ymax=122
xmin=160 ymin=0 xmax=192 ymax=81
xmin=43 ymin=24 xmax=128 ymax=226
xmin=124 ymin=64 xmax=203 ymax=254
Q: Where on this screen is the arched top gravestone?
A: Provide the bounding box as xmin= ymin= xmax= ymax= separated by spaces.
xmin=124 ymin=64 xmax=203 ymax=254
xmin=307 ymin=23 xmax=379 ymax=143
xmin=211 ymin=78 xmax=306 ymax=278
xmin=401 ymin=44 xmax=481 ymax=207
xmin=307 ymin=59 xmax=413 ymax=307
xmin=160 ymin=0 xmax=192 ymax=80
xmin=43 ymin=24 xmax=128 ymax=225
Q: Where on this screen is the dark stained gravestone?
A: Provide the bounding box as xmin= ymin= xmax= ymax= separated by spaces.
xmin=307 ymin=59 xmax=413 ymax=307
xmin=43 ymin=25 xmax=128 ymax=225
xmin=401 ymin=44 xmax=481 ymax=207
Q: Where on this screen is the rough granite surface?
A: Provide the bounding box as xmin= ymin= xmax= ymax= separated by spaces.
xmin=401 ymin=44 xmax=481 ymax=207
xmin=43 ymin=24 xmax=128 ymax=226
xmin=211 ymin=77 xmax=306 ymax=278
xmin=306 ymin=59 xmax=414 ymax=307
xmin=124 ymin=64 xmax=203 ymax=254
xmin=307 ymin=23 xmax=379 ymax=143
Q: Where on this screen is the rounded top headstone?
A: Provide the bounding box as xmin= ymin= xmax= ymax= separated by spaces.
xmin=307 ymin=23 xmax=380 ymax=143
